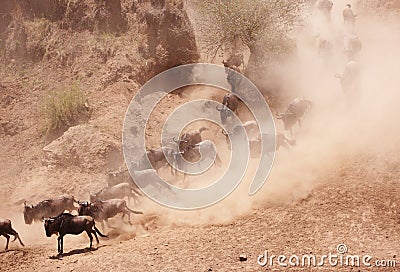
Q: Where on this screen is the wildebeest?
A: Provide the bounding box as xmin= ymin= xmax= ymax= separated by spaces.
xmin=344 ymin=34 xmax=362 ymax=60
xmin=23 ymin=195 xmax=77 ymax=225
xmin=221 ymin=122 xmax=295 ymax=154
xmin=0 ymin=219 xmax=24 ymax=251
xmin=222 ymin=53 xmax=245 ymax=69
xmin=44 ymin=213 xmax=107 ymax=255
xmin=78 ymin=199 xmax=143 ymax=230
xmin=90 ymin=182 xmax=140 ymax=204
xmin=222 ymin=120 xmax=259 ymax=149
xmin=277 ymin=98 xmax=312 ymax=134
xmin=336 ymin=60 xmax=360 ymax=98
xmin=189 ymin=141 xmax=222 ymax=168
xmin=224 ymin=65 xmax=243 ymax=94
xmin=249 ymin=133 xmax=296 ymax=155
xmin=134 ymin=146 xmax=182 ymax=175
xmin=216 ymin=93 xmax=240 ymax=124
xmin=108 ymin=168 xmax=173 ymax=193
xmin=174 ymin=127 xmax=209 ymax=152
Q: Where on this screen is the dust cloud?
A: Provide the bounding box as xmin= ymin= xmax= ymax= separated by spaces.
xmin=1 ymin=2 xmax=400 ymax=250
xmin=139 ymin=2 xmax=400 ymax=226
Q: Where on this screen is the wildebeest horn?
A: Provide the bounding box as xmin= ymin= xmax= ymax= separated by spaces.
xmin=216 ymin=105 xmax=225 ymax=111
xmin=24 ymin=201 xmax=26 ymax=207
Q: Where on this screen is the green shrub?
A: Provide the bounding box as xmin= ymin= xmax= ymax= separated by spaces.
xmin=41 ymin=86 xmax=90 ymax=137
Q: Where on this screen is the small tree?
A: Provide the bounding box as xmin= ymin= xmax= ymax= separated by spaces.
xmin=192 ymin=0 xmax=305 ymax=98
xmin=194 ymin=0 xmax=304 ymax=57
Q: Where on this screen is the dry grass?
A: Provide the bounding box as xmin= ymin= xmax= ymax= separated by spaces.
xmin=41 ymin=86 xmax=90 ymax=138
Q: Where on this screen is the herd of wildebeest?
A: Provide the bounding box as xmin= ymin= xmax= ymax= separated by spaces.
xmin=1 ymin=1 xmax=363 ymax=256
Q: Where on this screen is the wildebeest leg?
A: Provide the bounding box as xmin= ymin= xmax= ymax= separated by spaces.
xmin=92 ymin=229 xmax=100 ymax=244
xmin=105 ymin=218 xmax=113 ymax=229
xmin=86 ymin=231 xmax=93 ymax=250
xmin=58 ymin=236 xmax=63 ymax=255
xmin=4 ymin=234 xmax=10 ymax=250
xmin=10 ymin=230 xmax=24 ymax=247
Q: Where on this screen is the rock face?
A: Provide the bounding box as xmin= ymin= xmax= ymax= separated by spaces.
xmin=0 ymin=0 xmax=127 ymax=34
xmin=42 ymin=124 xmax=123 ymax=171
xmin=135 ymin=0 xmax=200 ymax=83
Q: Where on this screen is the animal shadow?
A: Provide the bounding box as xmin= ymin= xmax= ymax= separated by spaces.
xmin=49 ymin=245 xmax=106 ymax=259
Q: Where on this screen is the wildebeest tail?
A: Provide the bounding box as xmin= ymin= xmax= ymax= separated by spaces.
xmin=125 ymin=203 xmax=143 ymax=214
xmin=94 ymin=226 xmax=108 ymax=237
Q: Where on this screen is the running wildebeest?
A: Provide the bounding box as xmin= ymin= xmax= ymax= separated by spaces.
xmin=173 ymin=127 xmax=209 ymax=153
xmin=189 ymin=141 xmax=222 ymax=168
xmin=221 ymin=122 xmax=295 ymax=154
xmin=249 ymin=133 xmax=296 ymax=155
xmin=78 ymin=199 xmax=143 ymax=230
xmin=216 ymin=93 xmax=240 ymax=124
xmin=90 ymin=182 xmax=140 ymax=204
xmin=134 ymin=146 xmax=182 ymax=175
xmin=336 ymin=60 xmax=360 ymax=98
xmin=23 ymin=195 xmax=77 ymax=225
xmin=344 ymin=34 xmax=362 ymax=60
xmin=277 ymin=98 xmax=312 ymax=135
xmin=223 ymin=64 xmax=243 ymax=94
xmin=44 ymin=213 xmax=107 ymax=255
xmin=0 ymin=219 xmax=24 ymax=251
xmin=222 ymin=53 xmax=245 ymax=69
xmin=109 ymin=168 xmax=174 ymax=194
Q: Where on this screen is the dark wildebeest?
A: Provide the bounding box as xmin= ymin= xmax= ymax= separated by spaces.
xmin=189 ymin=141 xmax=222 ymax=167
xmin=222 ymin=64 xmax=243 ymax=94
xmin=277 ymin=98 xmax=312 ymax=135
xmin=108 ymin=169 xmax=173 ymax=193
xmin=216 ymin=93 xmax=240 ymax=124
xmin=173 ymin=127 xmax=210 ymax=168
xmin=0 ymin=219 xmax=24 ymax=251
xmin=173 ymin=127 xmax=209 ymax=153
xmin=336 ymin=60 xmax=360 ymax=99
xmin=23 ymin=195 xmax=77 ymax=225
xmin=344 ymin=34 xmax=362 ymax=60
xmin=222 ymin=122 xmax=295 ymax=154
xmin=90 ymin=182 xmax=140 ymax=204
xmin=249 ymin=133 xmax=296 ymax=156
xmin=222 ymin=53 xmax=245 ymax=69
xmin=44 ymin=213 xmax=107 ymax=255
xmin=134 ymin=147 xmax=182 ymax=175
xmin=78 ymin=199 xmax=143 ymax=230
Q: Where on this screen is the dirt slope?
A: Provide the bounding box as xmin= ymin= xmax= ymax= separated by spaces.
xmin=1 ymin=153 xmax=400 ymax=271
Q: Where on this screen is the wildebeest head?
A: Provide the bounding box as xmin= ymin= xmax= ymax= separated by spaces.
xmin=276 ymin=112 xmax=296 ymax=131
xmin=77 ymin=201 xmax=90 ymax=215
xmin=216 ymin=105 xmax=230 ymax=124
xmin=44 ymin=217 xmax=59 ymax=237
xmin=23 ymin=202 xmax=35 ymax=225
xmin=89 ymin=193 xmax=100 ymax=203
xmin=173 ymin=136 xmax=190 ymax=153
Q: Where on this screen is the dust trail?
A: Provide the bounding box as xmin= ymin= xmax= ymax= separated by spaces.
xmin=137 ymin=3 xmax=400 ymax=226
